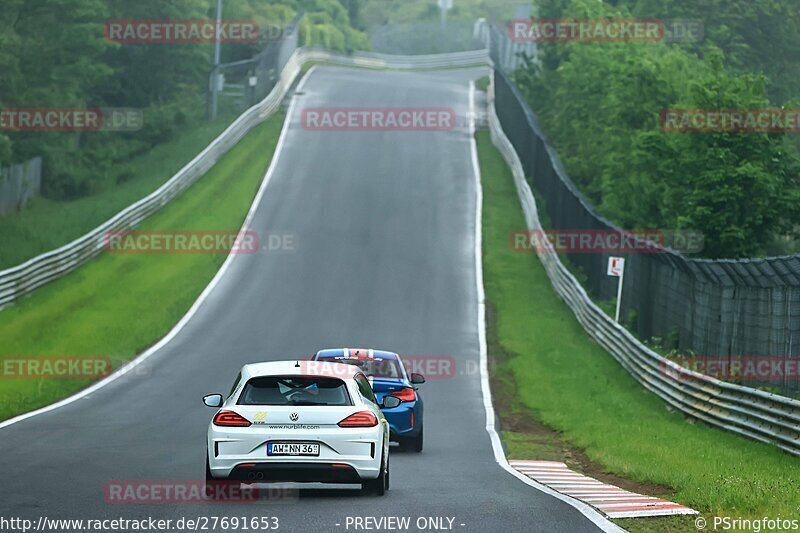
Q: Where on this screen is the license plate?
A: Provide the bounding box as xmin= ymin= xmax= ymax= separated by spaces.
xmin=267 ymin=443 xmax=320 ymax=456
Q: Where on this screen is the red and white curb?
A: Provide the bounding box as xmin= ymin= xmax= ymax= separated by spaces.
xmin=509 ymin=460 xmax=698 ymax=519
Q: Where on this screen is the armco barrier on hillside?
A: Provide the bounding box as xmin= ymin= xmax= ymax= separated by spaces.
xmin=2 ymin=31 xmax=798 ymax=455
xmin=478 ymin=17 xmax=800 ymax=397
xmin=486 ymin=74 xmax=800 ymax=456
xmin=0 ymin=47 xmax=489 ymax=310
xmin=492 ymin=67 xmax=800 ymax=395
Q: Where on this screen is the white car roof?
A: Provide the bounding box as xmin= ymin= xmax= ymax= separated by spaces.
xmin=240 ymin=360 xmax=362 ymax=380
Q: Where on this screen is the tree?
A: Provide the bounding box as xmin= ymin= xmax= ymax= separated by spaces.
xmin=514 ymin=0 xmax=800 ymax=258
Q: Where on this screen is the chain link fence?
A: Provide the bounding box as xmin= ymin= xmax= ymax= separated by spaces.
xmin=473 ymin=19 xmax=536 ymax=73
xmin=209 ymin=13 xmax=303 ymax=118
xmin=0 ymin=47 xmax=488 ymax=311
xmin=479 ymin=20 xmax=800 ymax=396
xmin=488 ymin=79 xmax=800 ymax=455
xmin=370 ymin=20 xmax=483 ymax=55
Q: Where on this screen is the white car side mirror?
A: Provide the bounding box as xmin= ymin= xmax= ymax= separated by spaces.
xmin=203 ymin=394 xmax=223 ymax=408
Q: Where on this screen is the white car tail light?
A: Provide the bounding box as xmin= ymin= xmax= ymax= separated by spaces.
xmin=213 ymin=410 xmax=251 ymax=427
xmin=338 ymin=411 xmax=378 ymax=427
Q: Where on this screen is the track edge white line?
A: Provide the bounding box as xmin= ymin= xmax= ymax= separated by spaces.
xmin=0 ymin=66 xmax=319 ymax=432
xmin=468 ymin=80 xmax=626 ymax=533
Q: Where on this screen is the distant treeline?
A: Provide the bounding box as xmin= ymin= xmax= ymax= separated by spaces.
xmin=0 ymin=0 xmax=367 ymax=201
xmin=514 ymin=0 xmax=800 ymax=258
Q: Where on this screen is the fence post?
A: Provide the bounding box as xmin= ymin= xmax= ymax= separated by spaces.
xmin=0 ymin=157 xmax=42 ymax=215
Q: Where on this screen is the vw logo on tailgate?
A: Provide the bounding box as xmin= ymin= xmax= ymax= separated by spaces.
xmin=289 ymin=412 xmax=299 ymax=421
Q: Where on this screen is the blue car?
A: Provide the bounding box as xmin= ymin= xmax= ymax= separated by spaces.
xmin=312 ymin=348 xmax=425 ymax=452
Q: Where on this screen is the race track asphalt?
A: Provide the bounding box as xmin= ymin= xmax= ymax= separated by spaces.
xmin=0 ymin=66 xmax=606 ymax=533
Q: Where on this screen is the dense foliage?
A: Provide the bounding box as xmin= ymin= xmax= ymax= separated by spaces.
xmin=0 ymin=0 xmax=367 ymax=200
xmin=360 ymin=0 xmax=519 ymax=26
xmin=516 ymin=0 xmax=800 ymax=258
xmin=609 ymin=0 xmax=800 ymax=105
xmin=361 ymin=0 xmax=522 ymax=54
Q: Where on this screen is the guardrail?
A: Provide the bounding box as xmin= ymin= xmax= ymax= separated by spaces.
xmin=0 ymin=48 xmax=489 ymax=309
xmin=308 ymin=48 xmax=490 ymax=70
xmin=476 ymin=20 xmax=800 ymax=397
xmin=486 ymin=73 xmax=800 ymax=456
xmin=10 ymin=40 xmax=795 ymax=456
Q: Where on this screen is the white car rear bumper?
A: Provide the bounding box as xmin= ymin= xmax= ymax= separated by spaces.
xmin=207 ymin=425 xmax=384 ymax=481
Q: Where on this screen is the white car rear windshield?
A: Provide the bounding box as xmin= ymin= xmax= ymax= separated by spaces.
xmin=237 ymin=376 xmax=352 ymax=406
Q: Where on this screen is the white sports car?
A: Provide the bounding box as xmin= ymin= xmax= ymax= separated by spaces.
xmin=203 ymin=360 xmax=399 ymax=495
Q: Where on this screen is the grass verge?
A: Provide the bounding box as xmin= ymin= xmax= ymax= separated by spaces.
xmin=0 ymin=113 xmax=284 ymax=421
xmin=0 ymin=105 xmax=240 ymax=270
xmin=477 ymin=128 xmax=799 ymax=531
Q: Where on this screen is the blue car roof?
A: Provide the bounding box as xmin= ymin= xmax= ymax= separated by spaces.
xmin=314 ymin=348 xmax=400 ymax=360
